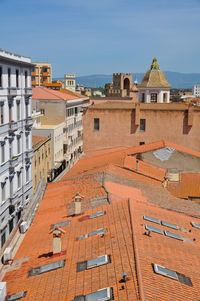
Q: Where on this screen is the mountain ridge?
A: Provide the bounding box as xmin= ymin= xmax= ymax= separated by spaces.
xmin=54 ymin=71 xmax=200 ymax=89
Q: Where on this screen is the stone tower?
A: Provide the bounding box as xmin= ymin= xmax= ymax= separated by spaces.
xmin=109 ymin=73 xmax=133 ymax=97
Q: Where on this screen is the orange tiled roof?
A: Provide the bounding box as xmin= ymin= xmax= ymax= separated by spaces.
xmin=32 ymin=86 xmax=81 ymax=101
xmin=168 ymin=173 xmax=200 ymax=199
xmin=32 ymin=135 xmax=49 ymax=148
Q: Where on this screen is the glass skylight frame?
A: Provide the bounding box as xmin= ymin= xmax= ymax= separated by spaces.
xmin=85 ymin=287 xmax=112 ymax=301
xmin=143 ymin=215 xmax=160 ymax=224
xmin=191 ymin=221 xmax=200 ymax=229
xmin=164 ymin=230 xmax=184 ymax=241
xmin=50 ymin=220 xmax=70 ymax=229
xmin=153 ymin=264 xmax=178 ymax=280
xmin=87 ymin=255 xmax=109 ymax=269
xmin=28 ymin=259 xmax=65 ymax=277
xmin=161 ymin=220 xmax=178 ymax=230
xmin=6 ymin=292 xmax=27 ymax=301
xmin=89 ymin=211 xmax=105 ymax=219
xmin=145 ymin=225 xmax=164 ymax=235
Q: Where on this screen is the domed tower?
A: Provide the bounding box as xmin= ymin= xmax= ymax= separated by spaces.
xmin=138 ymin=58 xmax=171 ymax=103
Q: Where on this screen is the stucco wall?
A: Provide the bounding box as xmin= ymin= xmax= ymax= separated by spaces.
xmin=83 ymin=106 xmax=200 ymax=152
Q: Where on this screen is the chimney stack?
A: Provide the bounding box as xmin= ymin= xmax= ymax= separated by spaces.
xmin=49 ymin=226 xmax=66 ymax=255
xmin=74 ymin=193 xmax=83 ymax=215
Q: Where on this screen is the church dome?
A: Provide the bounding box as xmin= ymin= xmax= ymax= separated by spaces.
xmin=139 ymin=58 xmax=171 ymax=88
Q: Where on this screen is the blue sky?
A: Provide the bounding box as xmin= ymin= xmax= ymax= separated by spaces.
xmin=0 ymin=0 xmax=200 ymax=77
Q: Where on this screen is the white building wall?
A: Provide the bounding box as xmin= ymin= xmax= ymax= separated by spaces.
xmin=192 ymin=84 xmax=200 ymax=97
xmin=0 ymin=49 xmax=33 ymax=250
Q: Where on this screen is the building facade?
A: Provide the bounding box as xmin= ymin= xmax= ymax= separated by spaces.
xmin=32 ymin=87 xmax=89 ymax=170
xmin=83 ymin=102 xmax=200 ymax=153
xmin=192 ymin=84 xmax=200 ymax=97
xmin=31 ymin=62 xmax=52 ymax=87
xmin=0 ymin=49 xmax=33 ymax=249
xmin=138 ymin=58 xmax=171 ymax=103
xmin=64 ymin=74 xmax=76 ymax=92
xmin=32 ymin=136 xmax=52 ymax=193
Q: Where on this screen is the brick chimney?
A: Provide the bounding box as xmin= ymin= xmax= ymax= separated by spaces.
xmin=74 ymin=193 xmax=83 ymax=215
xmin=49 ymin=226 xmax=66 ymax=255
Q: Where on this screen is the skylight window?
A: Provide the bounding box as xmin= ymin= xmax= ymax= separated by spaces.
xmin=153 ymin=264 xmax=192 ymax=286
xmin=143 ymin=215 xmax=160 ymax=224
xmin=50 ymin=220 xmax=70 ymax=229
xmin=78 ymin=228 xmax=107 ymax=240
xmin=153 ymin=264 xmax=178 ymax=280
xmin=86 ymin=287 xmax=112 ymax=301
xmin=145 ymin=225 xmax=164 ymax=235
xmin=77 ymin=255 xmax=110 ymax=272
xmin=161 ymin=221 xmax=178 ymax=230
xmin=6 ymin=292 xmax=27 ymax=301
xmin=191 ymin=221 xmax=200 ymax=229
xmin=28 ymin=259 xmax=65 ymax=277
xmin=164 ymin=231 xmax=183 ymax=241
xmin=89 ymin=211 xmax=105 ymax=219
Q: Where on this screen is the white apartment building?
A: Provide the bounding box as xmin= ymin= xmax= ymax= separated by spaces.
xmin=0 ymin=49 xmax=33 ymax=249
xmin=64 ymin=74 xmax=76 ymax=92
xmin=192 ymin=84 xmax=200 ymax=97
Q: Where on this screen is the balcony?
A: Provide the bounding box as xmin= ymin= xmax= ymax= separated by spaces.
xmin=9 ymin=121 xmax=18 ymax=134
xmin=42 ymin=72 xmax=48 ymax=77
xmin=24 ymin=88 xmax=32 ymax=96
xmin=25 ymin=117 xmax=33 ymax=129
xmin=25 ymin=149 xmax=33 ymax=161
xmin=8 ymin=87 xmax=18 ymax=96
xmin=9 ymin=156 xmax=19 ymax=168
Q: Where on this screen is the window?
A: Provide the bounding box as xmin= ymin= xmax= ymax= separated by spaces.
xmin=7 ymin=291 xmax=27 ymax=300
xmin=17 ymin=172 xmax=21 ymax=189
xmin=26 ymin=168 xmax=29 ymax=183
xmin=17 ymin=102 xmax=20 ymax=120
xmin=153 ymin=264 xmax=192 ymax=286
xmin=26 ymin=136 xmax=29 ymax=149
xmin=89 ymin=211 xmax=105 ymax=219
xmin=94 ymin=118 xmax=99 ymax=131
xmin=8 ymin=68 xmax=11 ymax=88
xmin=140 ymin=119 xmax=146 ymax=132
xmin=28 ymin=260 xmax=65 ymax=277
xmin=141 ymin=93 xmax=145 ymax=102
xmin=0 ymin=66 xmax=2 ymax=87
xmin=41 ymin=108 xmax=45 ymax=115
xmin=25 ymin=71 xmax=27 ymax=88
xmin=1 ymin=143 xmax=5 ymax=163
xmin=77 ymin=255 xmax=110 ymax=272
xmin=78 ymin=228 xmax=107 ymax=240
xmin=35 ymin=175 xmax=37 ymax=186
xmin=143 ymin=215 xmax=160 ymax=224
xmin=145 ymin=225 xmax=164 ymax=235
xmin=50 ymin=220 xmax=70 ymax=229
xmin=161 ymin=221 xmax=178 ymax=230
xmin=10 ymin=178 xmax=13 ymax=198
xmin=191 ymin=221 xmax=200 ymax=229
xmin=139 ymin=142 xmax=145 ymax=145
xmin=164 ymin=230 xmax=184 ymax=241
xmin=1 ymin=183 xmax=6 ymax=202
xmin=25 ymin=102 xmax=29 ymax=118
xmin=151 ymin=93 xmax=157 ymax=102
xmin=0 ymin=105 xmax=3 ymax=124
xmin=163 ymin=93 xmax=167 ymax=102
xmin=16 ymin=69 xmax=19 ymax=88
xmin=17 ymin=137 xmax=21 ymax=154
xmin=1 ymin=232 xmax=6 ymax=248
xmin=85 ymin=287 xmax=112 ymax=301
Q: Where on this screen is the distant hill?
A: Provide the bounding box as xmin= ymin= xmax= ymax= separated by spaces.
xmin=54 ymin=72 xmax=200 ymax=89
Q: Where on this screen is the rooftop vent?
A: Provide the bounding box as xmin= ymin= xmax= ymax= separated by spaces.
xmin=28 ymin=259 xmax=65 ymax=277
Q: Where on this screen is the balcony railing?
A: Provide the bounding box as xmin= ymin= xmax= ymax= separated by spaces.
xmin=9 ymin=156 xmax=19 ymax=168
xmin=24 ymin=88 xmax=32 ymax=96
xmin=25 ymin=117 xmax=33 ymax=128
xmin=25 ymin=149 xmax=33 ymax=161
xmin=8 ymin=87 xmax=18 ymax=96
xmin=9 ymin=121 xmax=18 ymax=133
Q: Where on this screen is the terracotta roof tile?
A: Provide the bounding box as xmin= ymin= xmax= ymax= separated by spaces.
xmin=168 ymin=173 xmax=200 ymax=198
xmin=32 ymin=135 xmax=49 ymax=148
xmin=32 ymin=87 xmax=81 ymax=101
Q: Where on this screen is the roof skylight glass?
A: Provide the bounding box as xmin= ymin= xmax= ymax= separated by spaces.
xmin=87 ymin=255 xmax=109 ymax=269
xmin=28 ymin=259 xmax=65 ymax=277
xmin=50 ymin=220 xmax=70 ymax=229
xmin=164 ymin=231 xmax=183 ymax=241
xmin=143 ymin=215 xmax=160 ymax=224
xmin=6 ymin=292 xmax=27 ymax=301
xmin=191 ymin=221 xmax=200 ymax=229
xmin=153 ymin=264 xmax=178 ymax=280
xmin=77 ymin=228 xmax=107 ymax=240
xmin=145 ymin=225 xmax=164 ymax=235
xmin=161 ymin=221 xmax=178 ymax=230
xmin=85 ymin=287 xmax=112 ymax=301
xmin=89 ymin=211 xmax=105 ymax=219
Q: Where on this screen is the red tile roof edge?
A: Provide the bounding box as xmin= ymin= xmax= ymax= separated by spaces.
xmin=128 ymin=198 xmax=145 ymax=301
